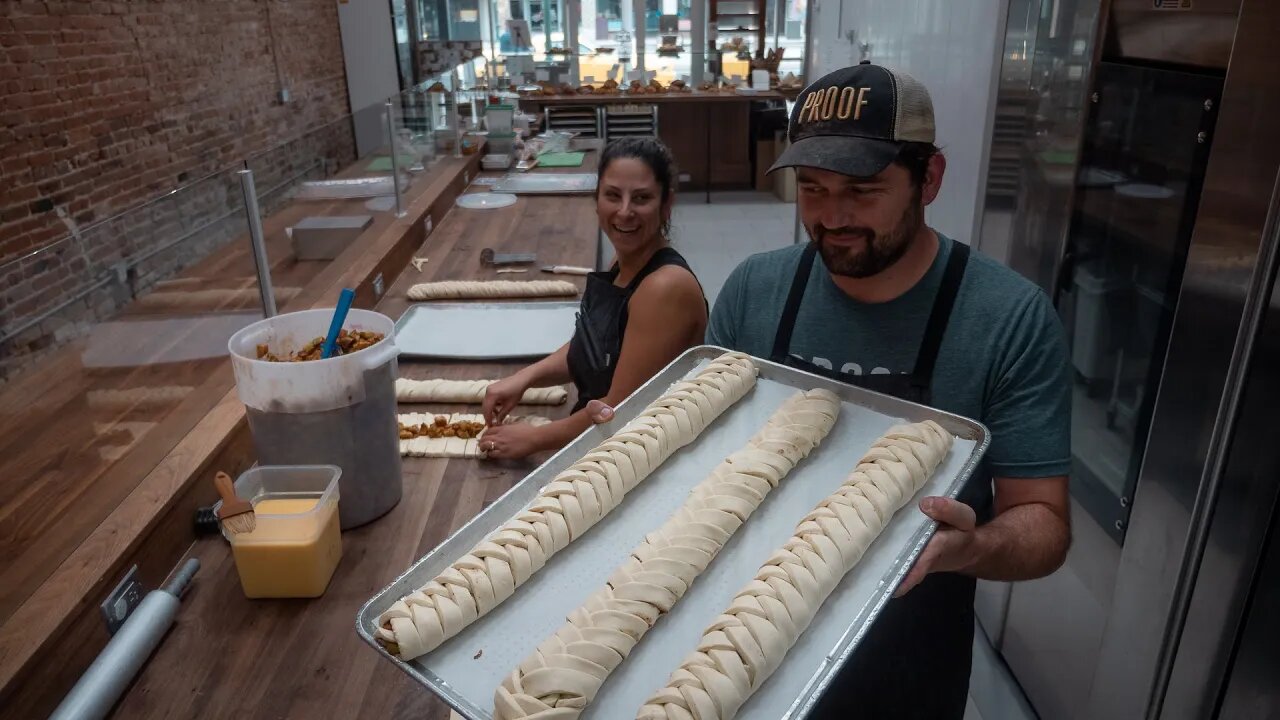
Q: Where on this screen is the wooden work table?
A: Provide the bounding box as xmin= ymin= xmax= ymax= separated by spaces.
xmin=521 ymin=91 xmax=785 ymax=193
xmin=104 ymin=154 xmax=602 ymax=718
xmin=0 ymin=149 xmax=486 ymax=717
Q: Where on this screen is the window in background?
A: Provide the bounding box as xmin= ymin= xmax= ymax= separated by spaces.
xmin=640 ymin=0 xmax=692 ymax=82
xmin=570 ymin=0 xmax=633 ymax=85
xmin=769 ymin=0 xmax=804 ymax=76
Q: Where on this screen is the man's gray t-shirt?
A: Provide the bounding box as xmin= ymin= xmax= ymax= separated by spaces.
xmin=707 ymin=234 xmax=1071 ymax=480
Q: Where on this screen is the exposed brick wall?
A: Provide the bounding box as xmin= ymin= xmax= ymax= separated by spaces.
xmin=0 ymin=0 xmax=357 ymax=380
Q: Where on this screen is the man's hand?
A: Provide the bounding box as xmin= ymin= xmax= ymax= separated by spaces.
xmin=895 ymin=496 xmax=978 ymax=597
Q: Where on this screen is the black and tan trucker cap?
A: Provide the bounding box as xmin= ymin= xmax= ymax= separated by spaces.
xmin=769 ymin=60 xmax=936 ymax=178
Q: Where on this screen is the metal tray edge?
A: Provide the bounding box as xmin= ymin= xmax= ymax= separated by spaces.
xmin=355 ymin=344 xmax=991 ymax=720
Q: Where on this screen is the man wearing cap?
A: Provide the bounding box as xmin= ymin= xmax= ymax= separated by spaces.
xmin=701 ymin=62 xmax=1071 ymax=717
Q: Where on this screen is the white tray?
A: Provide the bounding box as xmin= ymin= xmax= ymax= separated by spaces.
xmin=359 ymin=347 xmax=987 ymax=718
xmin=394 ymin=302 xmax=578 ymax=359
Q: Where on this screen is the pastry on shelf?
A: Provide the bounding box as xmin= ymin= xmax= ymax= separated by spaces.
xmin=578 ymin=84 xmax=595 ymax=94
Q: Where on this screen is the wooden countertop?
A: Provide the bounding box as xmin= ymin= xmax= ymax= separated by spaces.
xmin=0 ymin=150 xmax=485 ymax=717
xmin=106 ymin=154 xmax=602 ymax=719
xmin=521 ymin=90 xmax=783 ymax=105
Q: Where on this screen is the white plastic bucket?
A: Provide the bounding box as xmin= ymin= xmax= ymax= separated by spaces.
xmin=227 ymin=309 xmax=403 ymax=529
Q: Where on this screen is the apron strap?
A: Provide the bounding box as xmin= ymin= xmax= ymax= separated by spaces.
xmin=770 ymin=242 xmax=819 ymax=363
xmin=911 ymin=240 xmax=970 ymax=384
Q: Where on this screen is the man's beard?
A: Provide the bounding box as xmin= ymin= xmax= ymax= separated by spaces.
xmin=808 ymin=192 xmax=924 ymax=279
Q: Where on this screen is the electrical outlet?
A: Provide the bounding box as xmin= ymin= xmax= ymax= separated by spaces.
xmin=100 ymin=565 xmax=143 ymax=635
xmin=424 ymin=216 xmax=433 ymax=234
xmin=678 ymin=173 xmax=692 ymax=183
xmin=373 ymin=273 xmax=385 ymax=298
xmin=464 ymin=171 xmax=470 ymax=184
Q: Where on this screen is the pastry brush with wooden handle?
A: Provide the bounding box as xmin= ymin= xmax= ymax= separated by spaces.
xmin=213 ymin=471 xmax=257 ymax=535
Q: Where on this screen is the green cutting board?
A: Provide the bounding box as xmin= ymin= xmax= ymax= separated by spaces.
xmin=536 ymin=152 xmax=586 ymax=168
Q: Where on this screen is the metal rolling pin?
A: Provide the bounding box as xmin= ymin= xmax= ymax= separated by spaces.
xmin=50 ymin=559 xmax=200 ymax=720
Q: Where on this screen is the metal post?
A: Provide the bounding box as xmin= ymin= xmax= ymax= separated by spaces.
xmin=566 ymin=0 xmax=580 ymax=84
xmin=237 ymin=169 xmax=277 ymax=317
xmin=633 ymin=0 xmax=646 ymax=73
xmin=386 ymin=101 xmax=407 ymax=217
xmin=452 ymin=70 xmax=464 ymax=158
xmin=690 ymin=0 xmax=706 ymax=85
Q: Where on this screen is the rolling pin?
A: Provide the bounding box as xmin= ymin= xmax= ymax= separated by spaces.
xmin=50 ymin=559 xmax=200 ymax=720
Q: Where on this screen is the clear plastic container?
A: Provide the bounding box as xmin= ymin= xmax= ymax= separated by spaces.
xmin=227 ymin=308 xmax=403 ymax=530
xmin=217 ymin=465 xmax=343 ymax=599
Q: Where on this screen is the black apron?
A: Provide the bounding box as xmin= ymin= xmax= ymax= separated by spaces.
xmin=566 ymin=247 xmax=700 ymax=413
xmin=772 ymin=240 xmax=987 ymax=720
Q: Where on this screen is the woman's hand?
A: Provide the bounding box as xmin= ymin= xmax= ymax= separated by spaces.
xmin=481 ymin=422 xmax=547 ymax=460
xmin=483 ymin=374 xmax=530 ymax=425
xmin=584 ymin=399 xmax=615 ymax=424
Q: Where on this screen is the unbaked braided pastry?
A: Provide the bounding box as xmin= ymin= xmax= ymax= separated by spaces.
xmin=396 ymin=378 xmax=568 ymax=405
xmin=637 ymin=420 xmax=953 ymax=720
xmin=495 ymin=389 xmax=841 ymax=720
xmin=406 ymin=279 xmax=579 ymax=300
xmin=376 ymin=352 xmax=759 ymax=661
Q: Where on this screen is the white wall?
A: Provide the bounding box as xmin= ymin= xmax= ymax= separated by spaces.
xmin=807 ymin=0 xmax=1008 ymax=244
xmin=338 ymin=0 xmax=403 ymax=156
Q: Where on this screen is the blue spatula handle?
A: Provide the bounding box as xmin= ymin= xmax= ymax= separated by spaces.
xmin=321 ymin=288 xmax=356 ymax=359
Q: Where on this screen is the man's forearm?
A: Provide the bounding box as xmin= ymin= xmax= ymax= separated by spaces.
xmin=959 ymin=503 xmax=1070 ymax=581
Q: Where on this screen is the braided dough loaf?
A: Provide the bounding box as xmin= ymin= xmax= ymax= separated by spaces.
xmin=637 ymin=420 xmax=953 ymax=720
xmin=406 ymin=280 xmax=579 ymax=301
xmin=376 ymin=352 xmax=759 ymax=661
xmin=495 ymin=389 xmax=841 ymax=720
xmin=399 ymin=413 xmax=552 ymax=458
xmin=396 ymin=378 xmax=568 ymax=405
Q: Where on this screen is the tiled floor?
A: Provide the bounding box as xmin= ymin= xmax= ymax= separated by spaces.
xmin=669 ymin=191 xmax=800 ymax=305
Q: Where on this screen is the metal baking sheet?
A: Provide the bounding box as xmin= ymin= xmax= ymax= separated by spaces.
xmin=357 ymin=346 xmax=989 ymax=719
xmin=489 ymin=173 xmax=597 ymax=195
xmin=394 ymin=302 xmax=578 ymax=359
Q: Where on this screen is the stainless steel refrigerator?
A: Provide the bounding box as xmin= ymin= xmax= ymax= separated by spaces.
xmin=975 ymin=0 xmax=1280 ymax=717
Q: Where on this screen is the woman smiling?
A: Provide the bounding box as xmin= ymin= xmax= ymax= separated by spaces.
xmin=480 ymin=138 xmax=707 ymax=459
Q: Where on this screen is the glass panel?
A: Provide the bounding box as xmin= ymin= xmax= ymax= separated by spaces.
xmin=988 ymin=0 xmax=1102 ymax=285
xmin=1061 ymin=62 xmax=1222 ymax=542
xmin=0 ymin=166 xmax=258 ymax=625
